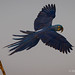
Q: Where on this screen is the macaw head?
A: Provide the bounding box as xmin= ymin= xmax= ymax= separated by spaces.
xmin=52 ymin=24 xmax=64 ymax=32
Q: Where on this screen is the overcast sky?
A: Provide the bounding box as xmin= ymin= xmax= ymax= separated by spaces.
xmin=0 ymin=0 xmax=75 ymax=75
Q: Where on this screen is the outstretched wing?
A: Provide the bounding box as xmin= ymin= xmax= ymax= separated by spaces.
xmin=40 ymin=31 xmax=73 ymax=54
xmin=34 ymin=4 xmax=56 ymax=31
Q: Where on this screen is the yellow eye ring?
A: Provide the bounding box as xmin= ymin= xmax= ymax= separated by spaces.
xmin=58 ymin=26 xmax=60 ymax=27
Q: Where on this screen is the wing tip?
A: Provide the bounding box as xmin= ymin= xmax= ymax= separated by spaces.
xmin=42 ymin=4 xmax=56 ymax=10
xmin=41 ymin=4 xmax=56 ymax=18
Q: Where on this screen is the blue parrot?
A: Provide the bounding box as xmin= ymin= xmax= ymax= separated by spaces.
xmin=5 ymin=4 xmax=73 ymax=55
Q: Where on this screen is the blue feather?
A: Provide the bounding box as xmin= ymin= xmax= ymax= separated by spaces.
xmin=7 ymin=32 xmax=40 ymax=55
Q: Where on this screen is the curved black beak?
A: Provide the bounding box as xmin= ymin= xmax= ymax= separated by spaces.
xmin=61 ymin=27 xmax=64 ymax=33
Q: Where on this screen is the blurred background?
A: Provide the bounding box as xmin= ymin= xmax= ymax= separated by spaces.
xmin=0 ymin=0 xmax=75 ymax=75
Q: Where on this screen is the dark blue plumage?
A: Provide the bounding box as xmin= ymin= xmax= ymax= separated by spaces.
xmin=34 ymin=4 xmax=56 ymax=31
xmin=4 ymin=4 xmax=73 ymax=55
xmin=39 ymin=31 xmax=72 ymax=54
xmin=5 ymin=31 xmax=40 ymax=55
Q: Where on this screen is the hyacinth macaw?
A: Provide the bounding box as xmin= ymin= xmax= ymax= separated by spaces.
xmin=5 ymin=4 xmax=73 ymax=55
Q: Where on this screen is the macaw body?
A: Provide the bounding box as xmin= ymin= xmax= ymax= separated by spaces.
xmin=5 ymin=4 xmax=73 ymax=55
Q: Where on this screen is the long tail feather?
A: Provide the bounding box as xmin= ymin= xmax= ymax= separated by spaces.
xmin=13 ymin=38 xmax=24 ymax=40
xmin=20 ymin=30 xmax=35 ymax=34
xmin=13 ymin=34 xmax=26 ymax=37
xmin=4 ymin=41 xmax=21 ymax=48
xmin=5 ymin=31 xmax=40 ymax=55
